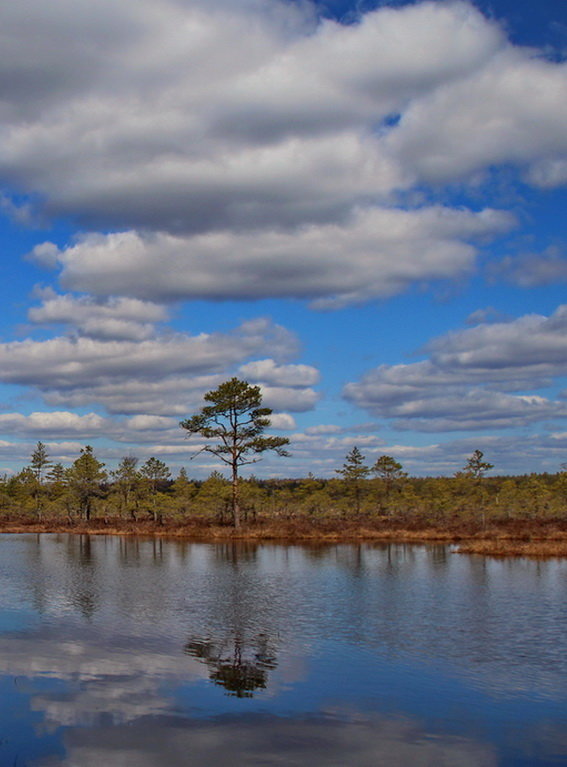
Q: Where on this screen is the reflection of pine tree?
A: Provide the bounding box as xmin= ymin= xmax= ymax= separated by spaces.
xmin=185 ymin=632 xmax=277 ymax=698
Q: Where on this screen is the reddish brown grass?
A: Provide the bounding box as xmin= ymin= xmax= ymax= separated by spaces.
xmin=1 ymin=514 xmax=566 ymax=557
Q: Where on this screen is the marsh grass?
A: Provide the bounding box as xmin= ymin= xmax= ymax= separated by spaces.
xmin=1 ymin=513 xmax=566 ymax=557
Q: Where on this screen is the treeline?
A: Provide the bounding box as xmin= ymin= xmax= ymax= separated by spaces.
xmin=0 ymin=442 xmax=566 ymax=527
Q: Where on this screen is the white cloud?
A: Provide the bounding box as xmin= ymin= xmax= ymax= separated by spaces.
xmin=386 ymin=49 xmax=567 ymax=185
xmin=0 ymin=0 xmax=562 ymax=308
xmin=491 ymin=247 xmax=567 ymax=288
xmin=239 ymin=358 xmax=320 ymax=387
xmin=38 ymin=206 xmax=513 ymax=307
xmin=260 ymin=385 xmax=320 ymax=412
xmin=304 ymin=424 xmax=342 ymax=435
xmin=344 ymin=305 xmax=567 ymax=431
xmin=27 ymin=241 xmax=61 ymax=268
xmin=425 ymin=305 xmax=567 ymax=371
xmin=265 ymin=412 xmax=296 ymax=430
xmin=0 ymin=317 xmax=315 ymax=416
xmin=0 ymin=1 xmax=510 ymax=231
xmin=0 ymin=411 xmax=106 ymax=437
xmin=28 ymin=291 xmax=169 ymax=340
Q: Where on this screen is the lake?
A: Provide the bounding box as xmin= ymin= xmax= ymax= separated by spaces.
xmin=0 ymin=534 xmax=565 ymax=766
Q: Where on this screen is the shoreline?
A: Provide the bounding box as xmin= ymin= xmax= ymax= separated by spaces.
xmin=1 ymin=518 xmax=566 ymax=558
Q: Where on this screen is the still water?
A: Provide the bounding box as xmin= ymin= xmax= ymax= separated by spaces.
xmin=0 ymin=534 xmax=565 ymax=766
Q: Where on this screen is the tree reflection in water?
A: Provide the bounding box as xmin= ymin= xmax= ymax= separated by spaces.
xmin=185 ymin=633 xmax=277 ymax=697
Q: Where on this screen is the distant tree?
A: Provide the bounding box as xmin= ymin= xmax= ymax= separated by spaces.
xmin=140 ymin=457 xmax=171 ymax=523
xmin=46 ymin=462 xmax=65 ymax=485
xmin=67 ymin=446 xmax=107 ymax=521
xmin=462 ymin=450 xmax=493 ymax=480
xmin=336 ymin=446 xmax=370 ymax=514
xmin=557 ymin=465 xmax=567 ymax=511
xmin=195 ymin=471 xmax=231 ymax=521
xmin=172 ymin=467 xmax=196 ymax=516
xmin=177 ymin=467 xmax=189 ymax=483
xmin=29 ymin=441 xmax=51 ymax=520
xmin=112 ymin=456 xmax=140 ymax=519
xmin=30 ymin=441 xmax=51 ymax=483
xmin=458 ymin=450 xmax=494 ymax=527
xmin=297 ymin=473 xmax=328 ymax=516
xmin=14 ymin=467 xmax=37 ymax=514
xmin=180 ymin=378 xmax=290 ymax=528
xmin=373 ymin=455 xmax=407 ymax=489
xmin=373 ymin=454 xmax=407 ymax=513
xmin=45 ymin=462 xmax=67 ymax=508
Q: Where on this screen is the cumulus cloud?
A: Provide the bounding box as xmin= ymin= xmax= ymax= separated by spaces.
xmin=304 ymin=424 xmax=343 ymax=435
xmin=465 ymin=307 xmax=508 ymax=325
xmin=0 ymin=1 xmax=507 ymax=229
xmin=0 ymin=193 xmax=35 ymax=226
xmin=0 ymin=411 xmax=107 ymax=437
xmin=344 ymin=305 xmax=567 ymax=431
xmin=0 ymin=0 xmax=563 ymax=307
xmin=260 ymin=385 xmax=320 ymax=412
xmin=0 ymin=317 xmax=318 ymax=416
xmin=0 ymin=411 xmax=187 ymax=448
xmin=36 ymin=206 xmax=513 ymax=307
xmin=28 ymin=290 xmax=169 ymax=340
xmin=239 ymin=358 xmax=320 ymax=387
xmin=491 ymin=247 xmax=567 ymax=288
xmin=386 ymin=48 xmax=567 ymax=185
xmin=266 ymin=412 xmax=296 ymax=430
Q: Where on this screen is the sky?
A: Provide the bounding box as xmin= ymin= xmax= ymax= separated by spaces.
xmin=0 ymin=0 xmax=566 ymax=479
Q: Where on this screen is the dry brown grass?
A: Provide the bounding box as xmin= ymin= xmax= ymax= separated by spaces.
xmin=456 ymin=539 xmax=567 ymax=557
xmin=1 ymin=514 xmax=566 ymax=557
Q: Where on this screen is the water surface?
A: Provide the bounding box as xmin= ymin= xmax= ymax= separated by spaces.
xmin=0 ymin=534 xmax=565 ymax=765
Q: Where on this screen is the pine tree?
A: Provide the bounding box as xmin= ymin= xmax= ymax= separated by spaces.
xmin=180 ymin=378 xmax=290 ymax=527
xmin=29 ymin=441 xmax=51 ymax=519
xmin=112 ymin=456 xmax=140 ymax=519
xmin=140 ymin=457 xmax=171 ymax=523
xmin=463 ymin=450 xmax=493 ymax=480
xmin=67 ymin=446 xmax=107 ymax=521
xmin=373 ymin=455 xmax=407 ymax=507
xmin=336 ymin=446 xmax=370 ymax=514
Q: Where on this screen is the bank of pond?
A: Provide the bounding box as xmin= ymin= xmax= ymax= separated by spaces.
xmin=1 ymin=468 xmax=566 ymax=557
xmin=0 ymin=517 xmax=566 ymax=558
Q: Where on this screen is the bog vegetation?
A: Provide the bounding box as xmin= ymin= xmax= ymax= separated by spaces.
xmin=1 ymin=380 xmax=566 ymax=551
xmin=2 ymin=441 xmax=566 ymax=532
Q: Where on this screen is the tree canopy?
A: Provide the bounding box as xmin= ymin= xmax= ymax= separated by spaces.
xmin=463 ymin=450 xmax=493 ymax=480
xmin=180 ymin=377 xmax=290 ymax=527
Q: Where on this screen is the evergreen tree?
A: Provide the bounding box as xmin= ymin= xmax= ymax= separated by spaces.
xmin=112 ymin=456 xmax=140 ymax=519
xmin=463 ymin=450 xmax=493 ymax=480
xmin=29 ymin=441 xmax=51 ymax=520
xmin=373 ymin=455 xmax=407 ymax=509
xmin=460 ymin=450 xmax=494 ymax=527
xmin=180 ymin=378 xmax=290 ymax=527
xmin=140 ymin=457 xmax=171 ymax=523
xmin=336 ymin=446 xmax=370 ymax=514
xmin=67 ymin=446 xmax=107 ymax=521
xmin=172 ymin=467 xmax=196 ymax=516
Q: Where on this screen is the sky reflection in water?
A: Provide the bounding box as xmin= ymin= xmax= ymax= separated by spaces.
xmin=0 ymin=534 xmax=565 ymax=766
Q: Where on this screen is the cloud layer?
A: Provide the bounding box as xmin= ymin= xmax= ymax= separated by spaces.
xmin=344 ymin=305 xmax=567 ymax=432
xmin=31 ymin=206 xmax=512 ymax=308
xmin=5 ymin=0 xmax=565 ymax=307
xmin=1 ymin=307 xmax=318 ymax=417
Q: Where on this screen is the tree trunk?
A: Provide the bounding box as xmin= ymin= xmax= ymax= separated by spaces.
xmin=231 ymin=462 xmax=241 ymax=528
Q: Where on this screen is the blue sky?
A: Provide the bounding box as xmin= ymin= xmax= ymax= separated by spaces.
xmin=0 ymin=0 xmax=566 ymax=478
